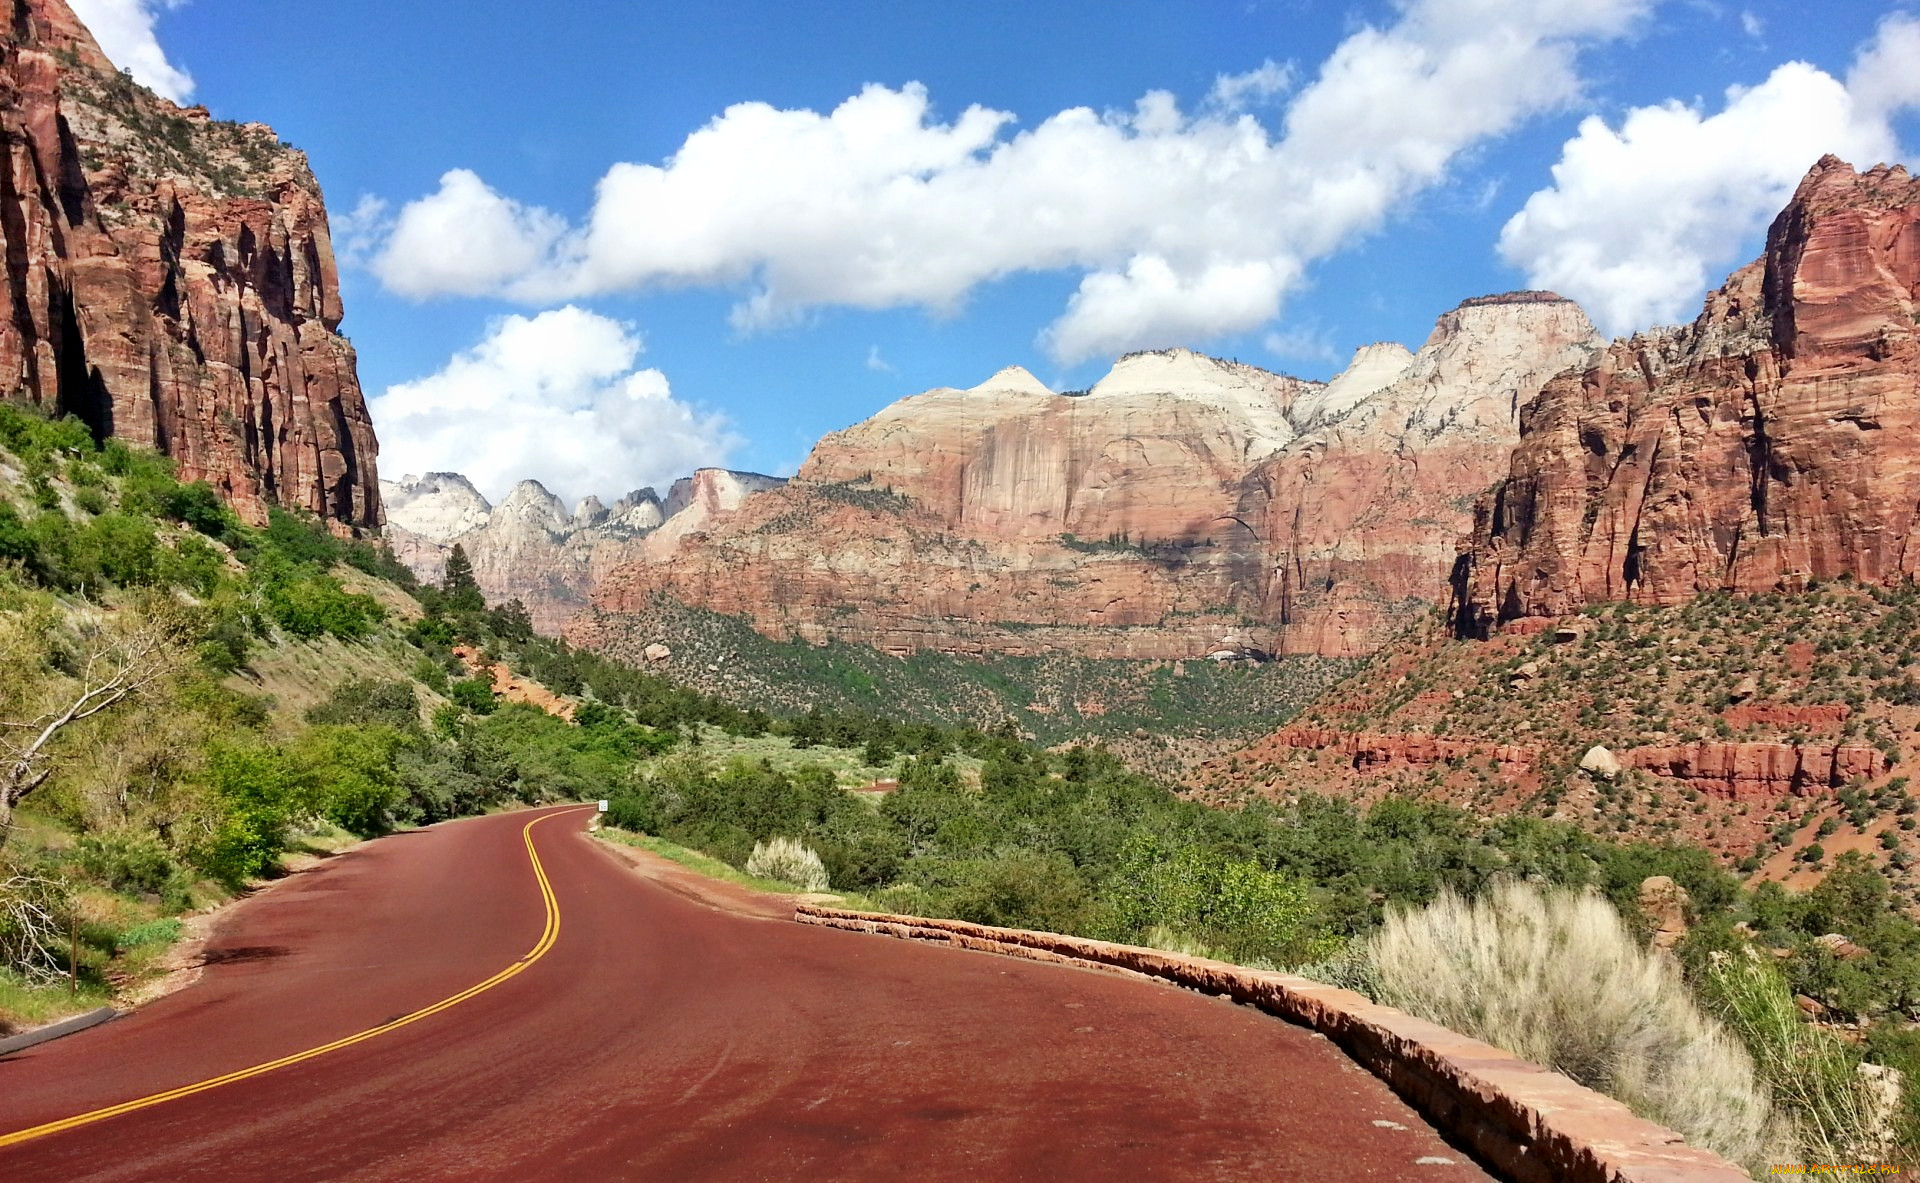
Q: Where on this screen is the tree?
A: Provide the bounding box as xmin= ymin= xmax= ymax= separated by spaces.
xmin=0 ymin=607 xmax=179 ymax=850
xmin=442 ymin=544 xmax=485 ymax=612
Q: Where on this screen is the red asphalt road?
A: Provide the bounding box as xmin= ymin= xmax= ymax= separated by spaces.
xmin=0 ymin=807 xmax=1493 ymax=1181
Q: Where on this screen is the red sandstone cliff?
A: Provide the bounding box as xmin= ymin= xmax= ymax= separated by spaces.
xmin=0 ymin=0 xmax=378 ymax=528
xmin=579 ymin=300 xmax=1599 ymax=661
xmin=1455 ymin=157 xmax=1920 ymax=632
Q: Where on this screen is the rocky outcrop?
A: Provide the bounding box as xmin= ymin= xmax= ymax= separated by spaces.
xmin=384 ymin=469 xmax=777 ymax=633
xmin=1456 ymin=157 xmax=1920 ymax=631
xmin=1210 ymin=720 xmax=1884 ymax=804
xmin=0 ymin=0 xmax=379 ymax=528
xmin=582 ymin=300 xmax=1600 ymax=661
xmin=1623 ymin=740 xmax=1886 ymax=801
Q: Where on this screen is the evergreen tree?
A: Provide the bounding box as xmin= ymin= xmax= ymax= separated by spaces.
xmin=442 ymin=543 xmax=485 ymax=612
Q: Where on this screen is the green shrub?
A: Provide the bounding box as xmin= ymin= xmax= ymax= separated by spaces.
xmin=193 ymin=740 xmax=302 ymax=886
xmin=1704 ymin=953 xmax=1895 ymax=1163
xmin=289 ymin=726 xmax=408 ymax=836
xmin=1107 ymin=832 xmax=1329 ymax=965
xmin=161 ymin=534 xmax=226 ymax=597
xmin=605 ymin=790 xmax=659 ymax=834
xmin=73 ymin=832 xmax=192 ymax=908
xmin=942 ymin=850 xmax=1094 ymax=933
xmin=306 ymin=679 xmax=420 ymax=731
xmin=447 ymin=676 xmax=498 ymax=715
xmin=266 ymin=574 xmax=382 ymax=639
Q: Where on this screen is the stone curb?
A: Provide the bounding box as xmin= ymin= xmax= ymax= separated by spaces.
xmin=0 ymin=1007 xmax=117 ymax=1057
xmin=796 ymin=904 xmax=1749 ymax=1183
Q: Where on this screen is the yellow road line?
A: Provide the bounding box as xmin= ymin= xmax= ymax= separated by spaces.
xmin=0 ymin=807 xmax=583 ymax=1150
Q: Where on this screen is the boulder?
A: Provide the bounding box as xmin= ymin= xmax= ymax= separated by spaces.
xmin=1637 ymin=876 xmax=1691 ymax=952
xmin=1815 ymin=933 xmax=1870 ymax=961
xmin=1579 ymin=746 xmax=1622 ymax=780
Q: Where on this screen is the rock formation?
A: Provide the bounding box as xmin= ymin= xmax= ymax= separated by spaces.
xmin=1624 ymin=739 xmax=1886 ymax=800
xmin=1456 ymin=157 xmax=1920 ymax=632
xmin=0 ymin=0 xmax=379 ymax=528
xmin=384 ymin=470 xmax=780 ymax=633
xmin=1246 ymin=293 xmax=1602 ymax=654
xmin=578 ymin=298 xmax=1600 ymax=660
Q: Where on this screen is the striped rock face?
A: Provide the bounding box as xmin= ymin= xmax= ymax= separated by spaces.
xmin=0 ymin=0 xmax=380 ymax=529
xmin=1458 ymin=156 xmax=1920 ymax=632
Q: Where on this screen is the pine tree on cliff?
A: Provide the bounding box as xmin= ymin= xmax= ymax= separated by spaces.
xmin=442 ymin=544 xmax=485 ymax=612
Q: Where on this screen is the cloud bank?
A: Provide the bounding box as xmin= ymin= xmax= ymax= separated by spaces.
xmin=367 ymin=307 xmax=738 ymax=506
xmin=370 ymin=0 xmax=1651 ymax=363
xmin=1500 ymin=13 xmax=1920 ymax=335
xmin=67 ymin=0 xmax=194 ymax=103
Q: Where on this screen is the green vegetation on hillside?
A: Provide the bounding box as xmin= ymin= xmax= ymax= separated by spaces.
xmin=1251 ymin=587 xmax=1920 ymax=896
xmin=0 ymin=403 xmax=696 ymax=1030
xmin=582 ymin=594 xmax=1357 ymax=776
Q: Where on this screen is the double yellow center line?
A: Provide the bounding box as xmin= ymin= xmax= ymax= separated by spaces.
xmin=0 ymin=808 xmax=578 ymax=1150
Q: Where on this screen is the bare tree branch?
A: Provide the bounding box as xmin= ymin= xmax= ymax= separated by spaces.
xmin=0 ymin=612 xmax=178 ymax=850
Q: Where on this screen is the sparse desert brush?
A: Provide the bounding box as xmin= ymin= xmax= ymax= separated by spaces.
xmin=745 ymin=836 xmax=830 ymax=892
xmin=1366 ymin=880 xmax=1772 ymax=1167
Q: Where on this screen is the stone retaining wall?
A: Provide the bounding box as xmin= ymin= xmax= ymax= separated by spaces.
xmin=796 ymin=904 xmax=1749 ymax=1183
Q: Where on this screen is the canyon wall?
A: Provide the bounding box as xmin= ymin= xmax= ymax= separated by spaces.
xmin=576 ymin=297 xmax=1599 ymax=660
xmin=1455 ymin=157 xmax=1920 ymax=632
xmin=0 ymin=0 xmax=378 ymax=528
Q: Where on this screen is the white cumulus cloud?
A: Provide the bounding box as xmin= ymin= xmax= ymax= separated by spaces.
xmin=374 ymin=170 xmax=566 ymax=299
xmin=1500 ymin=14 xmax=1920 ymax=336
xmin=370 ymin=0 xmax=1649 ymax=364
xmin=367 ymin=307 xmax=738 ymax=506
xmin=68 ymin=0 xmax=193 ymax=103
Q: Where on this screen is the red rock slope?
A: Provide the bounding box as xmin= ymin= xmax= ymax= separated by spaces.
xmin=1456 ymin=157 xmax=1920 ymax=632
xmin=0 ymin=0 xmax=379 ymax=529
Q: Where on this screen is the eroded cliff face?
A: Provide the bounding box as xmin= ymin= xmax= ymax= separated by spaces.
xmin=0 ymin=0 xmax=378 ymax=527
xmin=1456 ymin=157 xmax=1920 ymax=632
xmin=580 ymin=301 xmax=1600 ymax=661
xmin=1247 ymin=293 xmax=1602 ymax=654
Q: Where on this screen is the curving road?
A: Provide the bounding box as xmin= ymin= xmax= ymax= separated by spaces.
xmin=0 ymin=807 xmax=1492 ymax=1181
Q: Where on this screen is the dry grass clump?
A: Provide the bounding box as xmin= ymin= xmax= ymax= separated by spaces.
xmin=745 ymin=836 xmax=830 ymax=892
xmin=1367 ymin=880 xmax=1772 ymax=1167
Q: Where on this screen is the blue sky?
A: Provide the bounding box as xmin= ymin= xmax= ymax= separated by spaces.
xmin=72 ymin=0 xmax=1920 ymax=504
